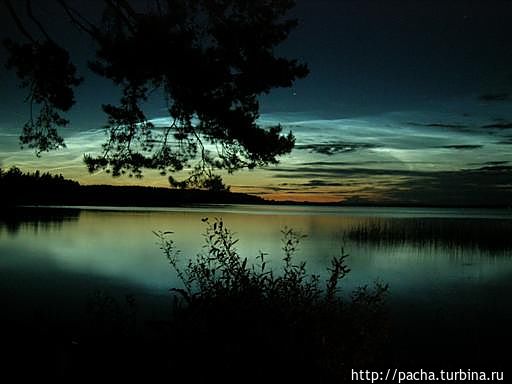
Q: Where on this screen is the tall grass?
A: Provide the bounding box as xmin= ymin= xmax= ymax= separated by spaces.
xmin=345 ymin=217 xmax=512 ymax=253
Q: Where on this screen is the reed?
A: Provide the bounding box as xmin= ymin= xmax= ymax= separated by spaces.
xmin=345 ymin=217 xmax=512 ymax=252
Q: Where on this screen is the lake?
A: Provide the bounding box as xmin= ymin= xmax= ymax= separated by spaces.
xmin=1 ymin=205 xmax=512 ymax=368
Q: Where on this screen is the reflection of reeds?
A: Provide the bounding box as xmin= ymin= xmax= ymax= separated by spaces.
xmin=345 ymin=218 xmax=512 ymax=253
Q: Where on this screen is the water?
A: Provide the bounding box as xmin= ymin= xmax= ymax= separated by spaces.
xmin=1 ymin=205 xmax=512 ymax=366
xmin=2 ymin=205 xmax=511 ymax=295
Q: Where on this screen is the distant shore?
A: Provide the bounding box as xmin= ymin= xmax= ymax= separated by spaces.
xmin=1 ymin=168 xmax=510 ymax=209
xmin=3 ymin=183 xmax=511 ymax=209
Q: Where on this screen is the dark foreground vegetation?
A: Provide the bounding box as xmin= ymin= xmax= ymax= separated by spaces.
xmin=154 ymin=219 xmax=388 ymax=382
xmin=2 ymin=219 xmax=388 ymax=381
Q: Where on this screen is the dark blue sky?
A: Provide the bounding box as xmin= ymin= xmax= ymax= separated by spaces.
xmin=266 ymin=0 xmax=512 ymax=115
xmin=1 ymin=0 xmax=511 ymax=205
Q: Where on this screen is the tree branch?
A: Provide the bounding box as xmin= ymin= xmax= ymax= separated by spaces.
xmin=114 ymin=0 xmax=138 ymax=19
xmin=155 ymin=0 xmax=162 ymax=16
xmin=56 ymin=0 xmax=101 ymax=39
xmin=104 ymin=0 xmax=137 ymax=34
xmin=3 ymin=0 xmax=36 ymax=43
xmin=26 ymin=0 xmax=52 ymax=41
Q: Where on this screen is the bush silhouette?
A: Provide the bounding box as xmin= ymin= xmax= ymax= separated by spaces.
xmin=155 ymin=218 xmax=388 ymax=382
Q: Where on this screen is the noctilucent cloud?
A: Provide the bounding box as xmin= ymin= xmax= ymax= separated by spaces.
xmin=1 ymin=0 xmax=511 ymax=205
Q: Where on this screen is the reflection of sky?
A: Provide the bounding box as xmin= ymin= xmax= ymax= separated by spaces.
xmin=1 ymin=1 xmax=512 ymax=204
xmin=2 ymin=207 xmax=512 ymax=299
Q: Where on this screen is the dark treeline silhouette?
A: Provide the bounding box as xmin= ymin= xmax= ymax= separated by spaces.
xmin=2 ymin=167 xmax=509 ymax=208
xmin=0 ymin=167 xmax=264 ymax=207
xmin=0 ymin=166 xmax=79 ymax=191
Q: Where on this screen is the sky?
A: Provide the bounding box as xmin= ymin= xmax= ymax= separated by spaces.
xmin=1 ymin=0 xmax=512 ymax=205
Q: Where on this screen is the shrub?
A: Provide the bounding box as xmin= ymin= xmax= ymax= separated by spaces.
xmin=155 ymin=218 xmax=388 ymax=382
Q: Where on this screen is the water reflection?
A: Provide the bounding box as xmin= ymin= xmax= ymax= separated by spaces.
xmin=2 ymin=205 xmax=511 ymax=370
xmin=1 ymin=205 xmax=511 ymax=296
xmin=0 ymin=207 xmax=81 ymax=235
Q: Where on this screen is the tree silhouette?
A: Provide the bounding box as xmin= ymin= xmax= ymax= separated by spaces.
xmin=3 ymin=0 xmax=308 ymax=187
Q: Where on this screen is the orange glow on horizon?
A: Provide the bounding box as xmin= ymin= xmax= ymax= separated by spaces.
xmin=254 ymin=192 xmax=345 ymax=204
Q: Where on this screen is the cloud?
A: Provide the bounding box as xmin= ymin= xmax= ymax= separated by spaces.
xmin=440 ymin=144 xmax=483 ymax=150
xmin=479 ymin=93 xmax=510 ymax=102
xmin=270 ymin=166 xmax=443 ymax=178
xmin=297 ymin=160 xmax=448 ymax=167
xmin=482 ymin=122 xmax=512 ymax=129
xmin=476 ymin=165 xmax=512 ymax=172
xmin=300 ymin=180 xmax=351 ymax=187
xmin=406 ymin=122 xmax=468 ymax=129
xmin=272 ymin=163 xmax=512 ymax=178
xmin=467 ymin=160 xmax=509 ymax=166
xmin=268 ymin=164 xmax=512 ymax=206
xmin=295 ymin=141 xmax=377 ymax=155
xmin=381 ymin=166 xmax=512 ymax=206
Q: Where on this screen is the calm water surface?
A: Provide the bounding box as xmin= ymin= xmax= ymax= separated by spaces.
xmin=2 ymin=205 xmax=512 ymax=324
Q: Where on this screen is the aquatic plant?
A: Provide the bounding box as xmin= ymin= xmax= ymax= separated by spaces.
xmin=346 ymin=217 xmax=512 ymax=253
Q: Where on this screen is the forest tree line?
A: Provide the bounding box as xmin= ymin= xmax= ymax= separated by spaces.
xmin=0 ymin=167 xmax=264 ymax=207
